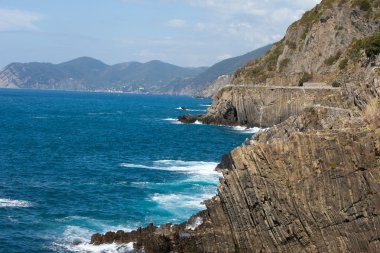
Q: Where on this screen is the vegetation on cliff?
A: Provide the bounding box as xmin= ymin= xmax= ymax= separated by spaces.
xmin=233 ymin=0 xmax=380 ymax=86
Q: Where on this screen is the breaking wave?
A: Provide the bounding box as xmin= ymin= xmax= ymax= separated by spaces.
xmin=0 ymin=198 xmax=32 ymax=208
xmin=230 ymin=126 xmax=265 ymax=134
xmin=51 ymin=218 xmax=134 ymax=253
xmin=120 ymin=160 xmax=219 ymax=177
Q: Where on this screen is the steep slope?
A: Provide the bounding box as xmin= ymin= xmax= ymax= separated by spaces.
xmin=93 ymin=1 xmax=380 ymax=252
xmin=196 ymin=75 xmax=232 ymax=98
xmin=171 ymin=44 xmax=272 ymax=95
xmin=233 ymin=0 xmax=379 ymax=87
xmin=195 ymin=0 xmax=380 ymax=127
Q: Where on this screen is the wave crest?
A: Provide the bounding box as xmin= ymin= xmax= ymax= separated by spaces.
xmin=0 ymin=198 xmax=32 ymax=208
xmin=120 ymin=160 xmax=219 ymax=176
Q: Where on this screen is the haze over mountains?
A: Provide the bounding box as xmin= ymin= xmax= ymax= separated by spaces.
xmin=0 ymin=45 xmax=271 ymax=96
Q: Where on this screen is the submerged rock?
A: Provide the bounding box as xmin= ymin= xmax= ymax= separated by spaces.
xmin=177 ymin=114 xmax=199 ymax=124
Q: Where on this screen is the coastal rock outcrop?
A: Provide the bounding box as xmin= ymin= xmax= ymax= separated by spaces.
xmin=92 ymin=1 xmax=380 ymax=252
xmin=198 ymin=85 xmax=349 ymax=127
xmin=92 ymin=104 xmax=380 ymax=252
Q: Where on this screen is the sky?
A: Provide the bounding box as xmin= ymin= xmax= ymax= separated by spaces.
xmin=0 ymin=0 xmax=321 ymax=68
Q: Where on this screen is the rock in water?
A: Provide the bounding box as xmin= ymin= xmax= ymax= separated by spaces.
xmin=177 ymin=114 xmax=198 ymax=124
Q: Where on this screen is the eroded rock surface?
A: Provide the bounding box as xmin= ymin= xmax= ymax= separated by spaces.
xmin=93 ymin=105 xmax=380 ymax=252
xmin=93 ymin=1 xmax=380 ymax=252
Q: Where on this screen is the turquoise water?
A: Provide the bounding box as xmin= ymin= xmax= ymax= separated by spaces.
xmin=0 ymin=89 xmax=254 ymax=252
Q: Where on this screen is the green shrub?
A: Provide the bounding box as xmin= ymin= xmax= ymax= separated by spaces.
xmin=286 ymin=41 xmax=297 ymax=50
xmin=353 ymin=0 xmax=371 ymax=11
xmin=279 ymin=58 xmax=290 ymax=71
xmin=332 ymin=81 xmax=342 ymax=87
xmin=265 ymin=44 xmax=284 ymax=71
xmin=298 ymin=72 xmax=312 ymax=86
xmin=350 ymin=32 xmax=380 ymax=60
xmin=329 ymin=162 xmax=337 ymax=169
xmin=339 ymin=59 xmax=348 ymax=69
xmin=324 ymin=51 xmax=342 ymax=65
xmin=251 ymin=66 xmax=263 ymax=76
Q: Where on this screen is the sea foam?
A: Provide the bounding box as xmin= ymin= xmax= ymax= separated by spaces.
xmin=120 ymin=160 xmax=219 ymax=176
xmin=0 ymin=198 xmax=32 ymax=208
xmin=52 ymin=224 xmax=134 ymax=253
xmin=150 ymin=193 xmax=214 ymax=216
xmin=162 ymin=118 xmax=182 ymax=124
xmin=230 ymin=126 xmax=266 ymax=134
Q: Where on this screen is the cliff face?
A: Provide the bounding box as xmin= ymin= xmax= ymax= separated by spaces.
xmin=196 ymin=75 xmax=232 ymax=98
xmin=199 ymin=85 xmax=349 ymax=127
xmin=92 ymin=1 xmax=380 ymax=252
xmin=194 ymin=0 xmax=379 ymax=128
xmin=92 ymin=104 xmax=380 ymax=253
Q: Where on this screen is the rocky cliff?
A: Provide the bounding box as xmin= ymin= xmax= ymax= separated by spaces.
xmin=92 ymin=101 xmax=380 ymax=253
xmin=193 ymin=85 xmax=349 ymax=127
xmin=196 ymin=75 xmax=232 ymax=98
xmin=183 ymin=0 xmax=379 ymax=128
xmin=92 ymin=0 xmax=380 ymax=252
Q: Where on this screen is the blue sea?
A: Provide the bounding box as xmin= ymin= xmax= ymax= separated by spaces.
xmin=0 ymin=89 xmax=257 ymax=253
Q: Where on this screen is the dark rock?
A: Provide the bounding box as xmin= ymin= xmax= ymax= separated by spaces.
xmin=90 ymin=233 xmax=104 ymax=245
xmin=177 ymin=114 xmax=198 ymax=124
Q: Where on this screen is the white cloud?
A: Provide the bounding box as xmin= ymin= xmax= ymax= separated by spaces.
xmin=184 ymin=0 xmax=321 ymax=52
xmin=271 ymin=8 xmax=305 ymax=22
xmin=0 ymin=8 xmax=42 ymax=32
xmin=166 ymin=19 xmax=187 ymax=28
xmin=187 ymin=0 xmax=267 ymax=16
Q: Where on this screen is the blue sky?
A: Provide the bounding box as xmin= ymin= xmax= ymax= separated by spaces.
xmin=0 ymin=0 xmax=321 ymax=68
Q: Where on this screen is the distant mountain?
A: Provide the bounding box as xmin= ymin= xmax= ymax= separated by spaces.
xmin=0 ymin=57 xmax=206 ymax=93
xmin=168 ymin=44 xmax=272 ymax=95
xmin=0 ymin=45 xmax=271 ymax=95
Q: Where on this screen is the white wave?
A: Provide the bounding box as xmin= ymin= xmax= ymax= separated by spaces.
xmin=230 ymin=126 xmax=265 ymax=134
xmin=119 ymin=163 xmax=154 ymax=169
xmin=193 ymin=120 xmax=203 ymax=125
xmin=162 ymin=118 xmax=182 ymax=124
xmin=151 ymin=193 xmax=213 ymax=210
xmin=199 ymin=104 xmax=211 ymax=107
xmin=121 ymin=160 xmax=220 ymax=187
xmin=52 ymin=225 xmax=134 ymax=253
xmin=88 ymin=111 xmax=122 ymax=116
xmin=121 ymin=160 xmax=219 ymax=176
xmin=186 ymin=217 xmax=203 ymax=230
xmin=32 ymin=116 xmax=48 ymax=119
xmin=187 ymin=109 xmax=206 ymax=112
xmin=0 ymin=198 xmax=32 ymax=208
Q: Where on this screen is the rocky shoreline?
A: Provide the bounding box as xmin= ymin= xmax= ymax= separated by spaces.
xmin=91 ymin=0 xmax=380 ymax=252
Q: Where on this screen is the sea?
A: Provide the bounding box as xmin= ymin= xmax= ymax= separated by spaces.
xmin=0 ymin=89 xmax=259 ymax=253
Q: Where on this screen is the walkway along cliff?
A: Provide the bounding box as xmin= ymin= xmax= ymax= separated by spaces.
xmin=92 ymin=1 xmax=380 ymax=252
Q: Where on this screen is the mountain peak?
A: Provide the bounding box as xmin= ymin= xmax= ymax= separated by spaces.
xmin=59 ymin=57 xmax=108 ymax=68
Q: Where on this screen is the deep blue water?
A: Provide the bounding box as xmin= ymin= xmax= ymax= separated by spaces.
xmin=0 ymin=89 xmax=254 ymax=252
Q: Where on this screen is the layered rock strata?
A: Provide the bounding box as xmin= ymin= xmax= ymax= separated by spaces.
xmin=92 ymin=105 xmax=380 ymax=253
xmin=189 ymin=85 xmax=348 ymax=127
xmin=92 ymin=1 xmax=380 ymax=252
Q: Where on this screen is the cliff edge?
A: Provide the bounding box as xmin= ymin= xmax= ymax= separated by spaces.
xmin=92 ymin=1 xmax=380 ymax=252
